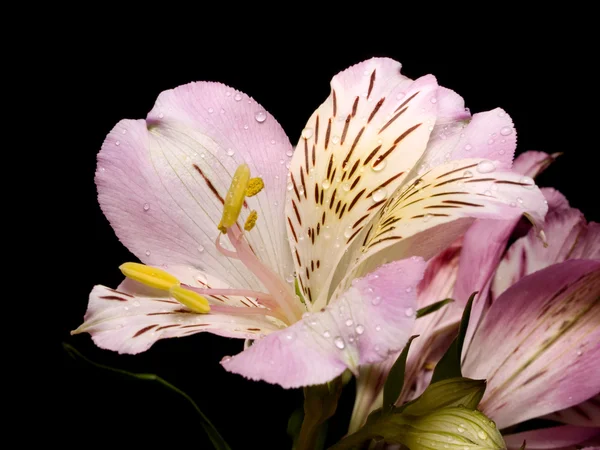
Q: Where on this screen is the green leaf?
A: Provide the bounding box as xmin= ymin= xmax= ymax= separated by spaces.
xmin=288 ymin=407 xmax=304 ymax=449
xmin=430 ymin=291 xmax=476 ymax=384
xmin=416 ymin=298 xmax=454 ymax=318
xmin=398 ymin=377 xmax=486 ymax=416
xmin=383 ymin=335 xmax=419 ymax=413
xmin=63 ymin=343 xmax=231 ymax=450
xmin=297 ymin=377 xmax=342 ymax=450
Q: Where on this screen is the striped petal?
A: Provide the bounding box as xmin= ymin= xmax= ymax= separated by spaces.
xmin=463 ymin=259 xmax=600 ymax=429
xmin=72 ymin=265 xmax=282 ymax=354
xmin=97 ymin=82 xmax=294 ymax=292
xmin=347 ymin=158 xmax=547 ymax=285
xmin=286 ymin=57 xmax=438 ymax=308
xmin=222 ymin=258 xmax=426 ymax=388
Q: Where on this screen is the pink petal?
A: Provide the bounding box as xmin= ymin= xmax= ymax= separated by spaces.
xmin=503 ymin=425 xmax=600 ymax=449
xmin=491 ymin=191 xmax=598 ymax=300
xmin=222 ymin=258 xmax=426 ymax=388
xmin=96 ymin=82 xmax=295 ymax=292
xmin=349 ymin=244 xmax=462 ymax=432
xmin=72 ymin=266 xmax=281 ymax=355
xmin=435 ymin=86 xmax=470 ymax=124
xmin=286 ymin=57 xmax=439 ymax=309
xmin=511 ymin=150 xmax=562 ymax=178
xmin=545 ymin=395 xmax=600 ymax=427
xmin=422 ymin=108 xmax=517 ymax=170
xmin=463 ymin=259 xmax=600 ymax=429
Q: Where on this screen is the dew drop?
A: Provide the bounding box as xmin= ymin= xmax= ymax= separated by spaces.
xmin=499 ymin=149 xmax=505 ymax=155
xmin=243 ymin=124 xmax=249 ymax=130
xmin=464 ymin=144 xmax=472 ymax=151
xmin=286 ymin=149 xmax=293 ymax=157
xmin=371 ymin=296 xmax=382 ymax=306
xmin=158 ymin=112 xmax=164 ymax=118
xmin=510 ymin=202 xmax=517 ymax=207
xmin=343 ymin=227 xmax=354 ymax=238
xmin=234 ymin=93 xmax=242 ymax=102
xmin=322 ymin=179 xmax=331 ymax=189
xmin=372 ymin=160 xmax=387 ymax=172
xmin=477 ymin=431 xmax=487 ymax=440
xmin=517 ymin=197 xmax=524 ymax=204
xmin=323 ymin=330 xmax=331 ymax=338
xmin=208 ymin=107 xmax=214 ymax=114
xmin=226 ymin=149 xmax=235 ymax=156
xmin=430 ymin=97 xmax=437 ymax=104
xmin=375 ymin=325 xmax=381 ymax=331
xmin=405 ymin=307 xmax=414 ymax=317
xmin=476 ymin=160 xmax=496 ymax=174
xmin=342 ymin=182 xmax=351 ymax=192
xmin=457 ymin=426 xmax=465 ymax=433
xmin=463 ymin=170 xmax=473 ymax=178
xmin=254 ymin=110 xmax=267 ymax=123
xmin=133 ymin=300 xmax=140 ymax=307
xmin=121 ymin=129 xmax=127 ymax=134
xmin=286 ymin=182 xmax=293 ymax=191
xmin=334 ymin=336 xmax=345 ymax=349
xmin=270 ymin=139 xmax=276 ymax=145
xmin=331 ymin=135 xmax=340 ymax=144
xmin=577 ymin=349 xmax=583 ymax=356
xmin=143 ymin=203 xmax=150 ymax=211
xmin=487 ymin=138 xmax=495 ymax=145
xmin=405 ymin=287 xmax=412 ymax=293
xmin=197 ymin=245 xmax=205 ymax=253
xmin=355 ymin=324 xmax=365 ymax=335
xmin=396 ymin=92 xmax=405 ymax=100
xmin=345 ymin=319 xmax=353 ymax=327
xmin=145 ymin=250 xmax=151 ymax=256
xmin=301 ymin=127 xmax=314 ymax=139
xmin=221 ymin=355 xmax=232 ymax=363
xmin=115 ymin=140 xmax=120 ymax=146
xmin=500 ymin=126 xmax=513 ymax=136
xmin=285 ymin=332 xmax=295 ymax=341
xmin=372 ymin=188 xmax=387 ymax=202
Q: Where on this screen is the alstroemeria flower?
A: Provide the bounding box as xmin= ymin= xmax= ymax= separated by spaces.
xmin=73 ymin=58 xmax=547 ymax=389
xmin=355 ymin=154 xmax=599 ymax=448
xmin=350 ymin=150 xmax=556 ymax=431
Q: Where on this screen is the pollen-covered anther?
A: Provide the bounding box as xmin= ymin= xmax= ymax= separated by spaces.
xmin=246 ymin=177 xmax=264 ymax=197
xmin=119 ymin=262 xmax=180 ymax=290
xmin=170 ymin=285 xmax=210 ymax=314
xmin=218 ymin=164 xmax=251 ymax=233
xmin=244 ymin=210 xmax=259 ymax=231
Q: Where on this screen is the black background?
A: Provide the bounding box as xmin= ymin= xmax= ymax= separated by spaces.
xmin=49 ymin=16 xmax=597 ymax=449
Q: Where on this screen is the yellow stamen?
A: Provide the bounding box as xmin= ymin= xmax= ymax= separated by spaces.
xmin=246 ymin=177 xmax=264 ymax=197
xmin=119 ymin=262 xmax=180 ymax=290
xmin=244 ymin=210 xmax=258 ymax=231
xmin=218 ymin=164 xmax=251 ymax=233
xmin=170 ymin=285 xmax=211 ymax=314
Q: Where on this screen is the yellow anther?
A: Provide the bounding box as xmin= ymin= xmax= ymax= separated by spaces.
xmin=244 ymin=210 xmax=258 ymax=231
xmin=218 ymin=164 xmax=251 ymax=233
xmin=170 ymin=285 xmax=211 ymax=314
xmin=119 ymin=262 xmax=180 ymax=291
xmin=246 ymin=177 xmax=264 ymax=197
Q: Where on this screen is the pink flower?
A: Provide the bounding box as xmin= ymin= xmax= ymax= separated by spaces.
xmin=351 ymin=151 xmax=599 ymax=448
xmin=72 ymin=58 xmax=547 ymax=389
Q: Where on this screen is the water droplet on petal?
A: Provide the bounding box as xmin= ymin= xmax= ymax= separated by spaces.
xmin=285 ymin=332 xmax=295 ymax=341
xmin=334 ymin=336 xmax=345 ymax=349
xmin=243 ymin=124 xmax=249 ymax=130
xmin=476 ymin=160 xmax=496 ymax=174
xmin=375 ymin=325 xmax=381 ymax=331
xmin=321 ymin=179 xmax=331 ymax=189
xmin=158 ymin=112 xmax=164 ymax=118
xmin=287 ymin=182 xmax=293 ymax=191
xmin=355 ymin=324 xmax=365 ymax=335
xmin=255 ymin=110 xmax=267 ymax=123
xmin=143 ymin=203 xmax=150 ymax=211
xmin=371 ymin=296 xmax=382 ymax=306
xmin=405 ymin=287 xmax=412 ymax=293
xmin=226 ymin=149 xmax=235 ymax=156
xmin=517 ymin=197 xmax=524 ymax=204
xmin=430 ymin=97 xmax=437 ymax=104
xmin=121 ymin=129 xmax=127 ymax=134
xmin=234 ymin=93 xmax=242 ymax=102
xmin=323 ymin=330 xmax=331 ymax=338
xmin=510 ymin=202 xmax=517 ymax=207
xmin=405 ymin=307 xmax=414 ymax=317
xmin=221 ymin=355 xmax=232 ymax=363
xmin=464 ymin=144 xmax=472 ymax=151
xmin=286 ymin=149 xmax=293 ymax=157
xmin=301 ymin=127 xmax=314 ymax=139
xmin=343 ymin=227 xmax=354 ymax=238
xmin=396 ymin=92 xmax=405 ymax=100
xmin=500 ymin=126 xmax=513 ymax=136
xmin=115 ymin=140 xmax=120 ymax=146
xmin=342 ymin=182 xmax=351 ymax=192
xmin=372 ymin=160 xmax=387 ymax=172
xmin=197 ymin=245 xmax=205 ymax=253
xmin=372 ymin=188 xmax=387 ymax=202
xmin=208 ymin=107 xmax=214 ymax=114
xmin=345 ymin=319 xmax=353 ymax=327
xmin=577 ymin=349 xmax=583 ymax=356
xmin=487 ymin=138 xmax=495 ymax=145
xmin=145 ymin=250 xmax=151 ymax=256
xmin=457 ymin=426 xmax=465 ymax=433
xmin=477 ymin=431 xmax=487 ymax=440
xmin=332 ymin=135 xmax=340 ymax=144
xmin=463 ymin=170 xmax=473 ymax=178
xmin=133 ymin=300 xmax=140 ymax=307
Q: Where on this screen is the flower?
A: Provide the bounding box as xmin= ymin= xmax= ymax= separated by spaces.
xmin=349 ymin=152 xmax=599 ymax=447
xmin=72 ymin=58 xmax=547 ymax=389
